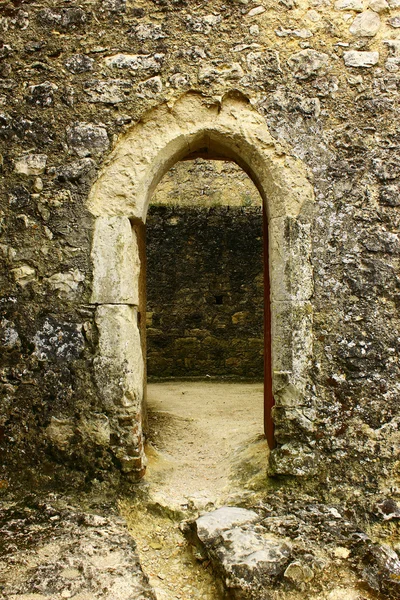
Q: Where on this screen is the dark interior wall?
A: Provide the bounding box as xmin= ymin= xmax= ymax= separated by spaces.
xmin=146 ymin=206 xmax=264 ymax=379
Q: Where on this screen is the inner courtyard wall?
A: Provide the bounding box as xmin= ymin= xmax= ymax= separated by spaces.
xmin=146 ymin=205 xmax=264 ymax=379
xmin=0 ymin=0 xmax=399 ymax=513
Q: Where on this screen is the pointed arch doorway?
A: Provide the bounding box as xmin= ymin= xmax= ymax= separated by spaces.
xmin=89 ymin=92 xmax=314 ymax=480
xmin=145 ymin=147 xmax=275 ymax=450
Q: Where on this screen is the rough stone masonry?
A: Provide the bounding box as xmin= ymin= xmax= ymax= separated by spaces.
xmin=0 ymin=0 xmax=399 ymax=536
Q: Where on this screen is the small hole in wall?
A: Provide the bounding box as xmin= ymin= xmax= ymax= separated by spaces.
xmin=214 ymin=295 xmax=223 ymax=305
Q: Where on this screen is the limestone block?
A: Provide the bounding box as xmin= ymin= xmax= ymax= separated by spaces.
xmin=46 ymin=416 xmax=75 ymax=450
xmin=11 ymin=264 xmax=36 ymax=286
xmin=66 ymin=122 xmax=109 ymax=157
xmin=343 ymin=51 xmax=379 ymax=67
xmin=95 ymin=304 xmax=143 ymax=410
xmin=287 ymin=49 xmax=330 ymax=79
xmin=349 ymin=11 xmax=381 ymax=36
xmin=77 ymin=413 xmax=110 ymax=446
xmin=195 ymin=508 xmax=259 ymax=545
xmin=271 ymin=300 xmax=313 ymax=383
xmin=368 ymin=0 xmax=389 ymax=12
xmin=14 ymin=153 xmax=47 ymax=175
xmin=65 ymin=54 xmax=94 ymax=74
xmin=334 ymin=0 xmax=363 ymax=10
xmin=46 ymin=269 xmax=85 ymax=299
xmin=91 ymin=217 xmax=140 ymax=305
xmin=83 ymin=79 xmax=132 ymax=104
xmin=269 ymin=216 xmax=313 ymax=302
xmin=104 ymin=53 xmax=164 ymax=74
xmin=272 ymin=406 xmax=316 ymax=443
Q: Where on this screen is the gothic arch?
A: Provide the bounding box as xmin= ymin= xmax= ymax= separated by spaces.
xmin=88 ymin=91 xmax=315 ymax=479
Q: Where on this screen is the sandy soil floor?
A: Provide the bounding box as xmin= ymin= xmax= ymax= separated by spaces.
xmin=121 ymin=381 xmax=270 ymax=600
xmin=145 ymin=381 xmax=269 ymax=508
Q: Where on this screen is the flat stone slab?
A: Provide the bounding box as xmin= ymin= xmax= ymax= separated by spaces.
xmin=0 ymin=500 xmax=156 ymax=600
xmin=195 ymin=507 xmax=260 ymax=544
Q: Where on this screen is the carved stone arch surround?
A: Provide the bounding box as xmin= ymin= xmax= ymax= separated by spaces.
xmin=88 ymin=92 xmax=315 ymax=479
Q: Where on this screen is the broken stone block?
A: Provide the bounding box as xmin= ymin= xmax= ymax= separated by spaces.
xmin=191 ymin=507 xmax=291 ymax=599
xmin=195 ymin=507 xmax=260 ymax=544
xmin=287 ymin=49 xmax=330 ymax=79
xmin=65 ymin=54 xmax=94 ymax=74
xmin=334 ymin=0 xmax=363 ymax=10
xmin=349 ymin=10 xmax=381 ymax=36
xmin=14 ymin=153 xmax=47 ymax=175
xmin=0 ymin=501 xmax=156 ymax=600
xmin=343 ymin=50 xmax=379 ymax=67
xmin=11 ymin=264 xmax=36 ymax=286
xmin=26 ymin=81 xmax=58 ymax=107
xmin=104 ymin=53 xmax=164 ymax=74
xmin=66 ymin=122 xmax=109 ymax=157
xmin=83 ymin=79 xmax=132 ymax=103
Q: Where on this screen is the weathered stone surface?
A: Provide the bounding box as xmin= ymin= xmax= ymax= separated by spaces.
xmin=14 ymin=154 xmax=47 ymax=175
xmin=50 ymin=157 xmax=97 ymax=185
xmin=343 ymin=50 xmax=379 ymax=67
xmin=65 ymin=54 xmax=94 ymax=74
xmin=269 ymin=442 xmax=318 ymax=476
xmin=284 ymin=560 xmax=314 ymax=583
xmin=104 ymin=53 xmax=164 ymax=74
xmin=0 ymin=501 xmax=156 ymax=600
xmin=26 ymin=81 xmax=58 ymax=107
xmin=45 ymin=269 xmax=85 ymax=299
xmin=361 ymin=543 xmax=400 ymax=597
xmin=0 ymin=0 xmax=399 ymax=552
xmin=137 ymin=76 xmax=163 ymax=97
xmin=66 ymin=122 xmax=109 ymax=157
xmin=335 ymin=0 xmax=363 ymax=10
xmin=146 ymin=206 xmax=264 ymax=378
xmin=83 ymin=79 xmax=132 ymax=103
xmin=37 ymin=7 xmax=87 ymax=30
xmin=195 ymin=507 xmax=260 ymax=544
xmin=91 ymin=217 xmax=139 ymax=305
xmin=190 ymin=507 xmax=291 ymax=599
xmin=11 ymin=264 xmax=36 ymax=286
xmin=94 ymin=305 xmax=143 ymax=419
xmin=287 ymin=49 xmax=330 ymax=79
xmin=368 ymin=0 xmax=389 ymax=12
xmin=349 ymin=10 xmax=381 ymax=36
xmin=198 ymin=62 xmax=244 ymax=84
xmin=33 ymin=319 xmax=84 ymax=362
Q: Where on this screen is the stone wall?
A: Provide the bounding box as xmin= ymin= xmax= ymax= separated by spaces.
xmin=151 ymin=158 xmax=261 ymax=208
xmin=146 ymin=205 xmax=264 ymax=379
xmin=0 ymin=0 xmax=399 ymax=515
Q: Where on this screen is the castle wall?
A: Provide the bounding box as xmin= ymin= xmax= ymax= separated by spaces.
xmin=0 ymin=0 xmax=399 ymax=507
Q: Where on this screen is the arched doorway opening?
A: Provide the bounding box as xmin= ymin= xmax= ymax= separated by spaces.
xmin=89 ymin=92 xmax=314 ymax=480
xmin=144 ymin=154 xmax=275 ymax=450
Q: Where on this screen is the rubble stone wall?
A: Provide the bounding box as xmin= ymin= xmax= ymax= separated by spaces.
xmin=0 ymin=0 xmax=399 ymax=512
xmin=146 ymin=205 xmax=264 ymax=379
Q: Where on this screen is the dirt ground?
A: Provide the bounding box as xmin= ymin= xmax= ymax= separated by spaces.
xmin=121 ymin=381 xmax=270 ymax=600
xmin=145 ymin=380 xmax=269 ymax=508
